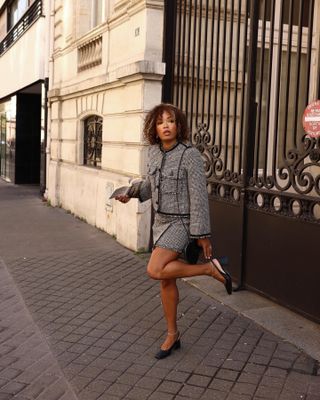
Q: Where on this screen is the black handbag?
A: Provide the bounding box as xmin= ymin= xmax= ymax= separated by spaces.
xmin=185 ymin=239 xmax=202 ymax=264
xmin=185 ymin=240 xmax=229 ymax=267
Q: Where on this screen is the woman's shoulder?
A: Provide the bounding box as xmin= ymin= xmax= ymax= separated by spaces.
xmin=182 ymin=143 xmax=202 ymax=159
xmin=148 ymin=144 xmax=161 ymax=157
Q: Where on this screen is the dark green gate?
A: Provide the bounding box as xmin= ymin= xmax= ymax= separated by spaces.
xmin=163 ymin=0 xmax=320 ymax=322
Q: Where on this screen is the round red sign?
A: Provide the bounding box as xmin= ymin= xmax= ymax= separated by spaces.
xmin=302 ymin=100 xmax=320 ymax=138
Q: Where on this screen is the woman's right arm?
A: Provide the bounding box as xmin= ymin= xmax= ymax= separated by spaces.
xmin=116 ymin=147 xmax=154 ymax=204
xmin=116 ymin=179 xmax=152 ymax=203
xmin=128 ymin=179 xmax=152 ymax=202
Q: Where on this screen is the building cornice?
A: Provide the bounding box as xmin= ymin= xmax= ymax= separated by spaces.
xmin=109 ymin=0 xmax=164 ymax=30
xmin=48 ymin=60 xmax=165 ymax=101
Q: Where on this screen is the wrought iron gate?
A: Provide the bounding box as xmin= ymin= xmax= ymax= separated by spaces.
xmin=163 ymin=0 xmax=320 ymax=322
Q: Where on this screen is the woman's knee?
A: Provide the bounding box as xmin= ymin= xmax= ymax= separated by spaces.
xmin=147 ymin=247 xmax=178 ymax=280
xmin=147 ymin=263 xmax=162 ymax=280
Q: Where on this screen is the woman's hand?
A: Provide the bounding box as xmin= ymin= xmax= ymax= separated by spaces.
xmin=197 ymin=238 xmax=213 ymax=260
xmin=115 ymin=195 xmax=131 ymax=203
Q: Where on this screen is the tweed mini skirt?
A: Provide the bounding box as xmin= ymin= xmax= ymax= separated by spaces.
xmin=153 ymin=213 xmax=190 ymax=253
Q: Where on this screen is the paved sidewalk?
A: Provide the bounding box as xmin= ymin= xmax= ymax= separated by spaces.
xmin=0 ymin=181 xmax=320 ymax=400
xmin=0 ymin=259 xmax=77 ymax=400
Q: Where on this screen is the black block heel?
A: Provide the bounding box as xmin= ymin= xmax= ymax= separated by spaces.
xmin=210 ymin=258 xmax=233 ymax=295
xmin=155 ymin=334 xmax=181 ymax=360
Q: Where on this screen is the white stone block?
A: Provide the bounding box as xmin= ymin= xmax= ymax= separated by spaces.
xmin=143 ymin=80 xmax=163 ymax=111
xmin=60 ymin=142 xmax=76 ymax=163
xmin=102 ymin=144 xmax=141 ymax=175
xmin=47 ymin=161 xmax=59 ymax=206
xmin=50 ymin=120 xmax=60 ymax=139
xmin=61 ymin=99 xmax=77 ymax=119
xmin=103 ymin=113 xmax=143 ymax=143
xmin=104 ymin=82 xmax=143 ymax=114
xmin=50 ymin=140 xmax=59 ymax=160
xmin=51 ymin=102 xmax=60 ymax=120
xmin=61 ymin=120 xmax=77 ymax=140
xmin=145 ymin=8 xmax=164 ymax=61
xmin=97 ymin=92 xmax=105 ymax=115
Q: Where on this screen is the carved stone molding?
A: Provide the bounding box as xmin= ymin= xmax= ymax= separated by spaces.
xmin=78 ymin=35 xmax=102 ymax=72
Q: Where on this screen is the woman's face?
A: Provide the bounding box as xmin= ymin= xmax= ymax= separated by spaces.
xmin=156 ymin=110 xmax=178 ymax=149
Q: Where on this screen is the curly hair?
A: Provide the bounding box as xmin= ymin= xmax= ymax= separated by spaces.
xmin=143 ymin=103 xmax=189 ymax=145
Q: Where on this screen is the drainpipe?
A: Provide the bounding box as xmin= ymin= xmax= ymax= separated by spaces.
xmin=42 ymin=0 xmax=55 ymax=199
xmin=40 ymin=77 xmax=49 ymax=196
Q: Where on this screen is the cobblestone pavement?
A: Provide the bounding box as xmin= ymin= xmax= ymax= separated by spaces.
xmin=1 ymin=248 xmax=319 ymax=400
xmin=0 ymin=182 xmax=320 ymax=399
xmin=0 ymin=259 xmax=77 ymax=400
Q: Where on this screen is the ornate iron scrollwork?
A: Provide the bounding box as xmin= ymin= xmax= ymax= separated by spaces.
xmin=171 ymin=0 xmax=319 ymax=222
xmin=194 ymin=123 xmax=242 ymax=191
xmin=249 ymin=135 xmax=320 ymax=199
xmin=84 ymin=116 xmax=103 ymax=168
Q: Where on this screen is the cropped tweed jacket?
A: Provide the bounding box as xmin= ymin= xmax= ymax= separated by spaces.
xmin=130 ymin=142 xmax=211 ymax=239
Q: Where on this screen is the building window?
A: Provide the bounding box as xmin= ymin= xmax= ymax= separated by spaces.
xmin=91 ymin=0 xmax=103 ymax=29
xmin=258 ymin=0 xmax=311 ymax=27
xmin=7 ymin=0 xmax=33 ymax=30
xmin=84 ymin=115 xmax=102 ymax=168
xmin=0 ymin=0 xmax=41 ymax=55
xmin=75 ymin=0 xmax=105 ymax=39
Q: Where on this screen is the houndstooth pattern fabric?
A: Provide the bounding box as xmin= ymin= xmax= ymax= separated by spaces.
xmin=153 ymin=214 xmax=190 ymax=253
xmin=131 ymin=142 xmax=211 ymax=249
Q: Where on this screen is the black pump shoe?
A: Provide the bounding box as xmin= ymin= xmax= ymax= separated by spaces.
xmin=155 ymin=334 xmax=181 ymax=359
xmin=210 ymin=258 xmax=233 ymax=295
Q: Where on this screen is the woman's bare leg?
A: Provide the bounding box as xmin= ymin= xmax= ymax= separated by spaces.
xmin=147 ymin=247 xmax=225 ymax=352
xmin=147 ymin=247 xmax=225 ymax=282
xmin=147 ymin=249 xmax=181 ymax=351
xmin=160 ymin=279 xmax=179 ymax=350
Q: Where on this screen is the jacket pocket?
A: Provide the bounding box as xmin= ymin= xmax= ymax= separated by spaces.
xmin=161 ymin=168 xmax=186 ymax=194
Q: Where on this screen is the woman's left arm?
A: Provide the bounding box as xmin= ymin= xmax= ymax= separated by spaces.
xmin=185 ymin=148 xmax=212 ymax=253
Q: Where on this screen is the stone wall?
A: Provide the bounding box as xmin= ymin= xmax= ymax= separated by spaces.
xmin=47 ymin=0 xmax=165 ymax=251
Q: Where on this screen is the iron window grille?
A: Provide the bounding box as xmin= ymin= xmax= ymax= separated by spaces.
xmin=0 ymin=0 xmax=42 ymax=56
xmin=164 ymin=0 xmax=319 ymax=214
xmin=84 ymin=115 xmax=103 ymax=168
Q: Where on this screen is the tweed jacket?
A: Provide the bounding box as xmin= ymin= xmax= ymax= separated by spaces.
xmin=130 ymin=142 xmax=211 ymax=239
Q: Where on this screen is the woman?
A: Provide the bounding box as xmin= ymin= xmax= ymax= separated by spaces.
xmin=116 ymin=104 xmax=232 ymax=359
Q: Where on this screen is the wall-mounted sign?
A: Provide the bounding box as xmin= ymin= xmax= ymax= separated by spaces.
xmin=302 ymin=100 xmax=320 ymax=138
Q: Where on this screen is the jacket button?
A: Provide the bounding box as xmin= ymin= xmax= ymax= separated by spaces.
xmin=156 ymin=185 xmax=159 ymax=189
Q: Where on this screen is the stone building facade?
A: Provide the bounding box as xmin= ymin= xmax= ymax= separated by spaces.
xmin=47 ymin=1 xmax=165 ymax=251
